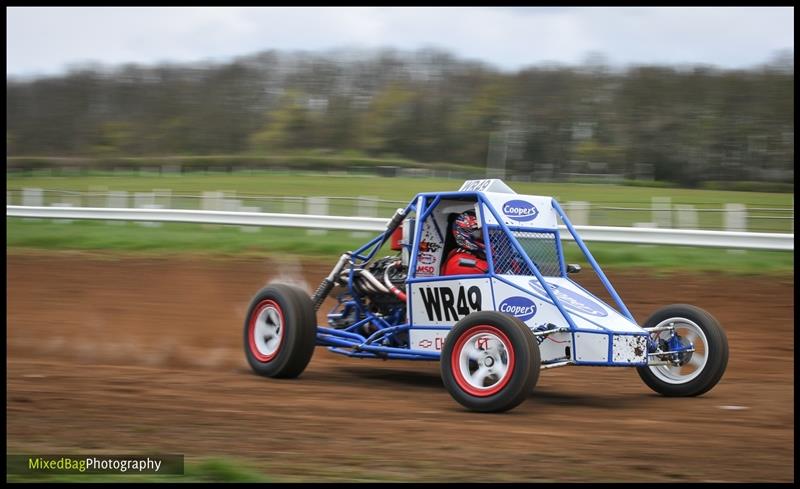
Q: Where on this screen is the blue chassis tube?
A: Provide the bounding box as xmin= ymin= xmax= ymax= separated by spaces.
xmin=315 ymin=191 xmax=642 ymax=363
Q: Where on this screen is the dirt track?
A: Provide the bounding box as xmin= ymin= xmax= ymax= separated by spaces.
xmin=6 ymin=251 xmax=795 ymax=482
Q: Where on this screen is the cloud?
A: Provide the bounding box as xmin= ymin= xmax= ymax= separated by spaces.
xmin=6 ymin=6 xmax=794 ymax=76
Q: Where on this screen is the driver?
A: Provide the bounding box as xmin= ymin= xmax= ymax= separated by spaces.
xmin=442 ymin=210 xmax=489 ymax=275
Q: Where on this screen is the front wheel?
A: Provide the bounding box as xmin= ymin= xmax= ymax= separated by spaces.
xmin=637 ymin=304 xmax=728 ymax=397
xmin=244 ymin=284 xmax=317 ymax=379
xmin=441 ymin=311 xmax=540 ymax=413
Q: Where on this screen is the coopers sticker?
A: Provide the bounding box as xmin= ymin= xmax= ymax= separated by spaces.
xmin=528 ymin=280 xmax=608 ymax=317
xmin=498 ymin=296 xmax=537 ymax=321
xmin=503 ymin=200 xmax=539 ymax=222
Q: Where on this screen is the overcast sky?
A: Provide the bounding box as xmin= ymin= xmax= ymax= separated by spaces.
xmin=6 ymin=6 xmax=794 ymax=77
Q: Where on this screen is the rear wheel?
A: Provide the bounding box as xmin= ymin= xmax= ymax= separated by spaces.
xmin=244 ymin=284 xmax=317 ymax=378
xmin=441 ymin=311 xmax=540 ymax=412
xmin=637 ymin=304 xmax=728 ymax=397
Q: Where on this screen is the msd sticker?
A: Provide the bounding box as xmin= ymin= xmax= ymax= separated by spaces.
xmin=502 ymin=200 xmax=539 ymax=222
xmin=529 ymin=280 xmax=608 ymax=317
xmin=498 ymin=296 xmax=537 ymax=321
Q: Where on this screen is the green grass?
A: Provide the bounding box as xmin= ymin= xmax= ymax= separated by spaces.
xmin=6 ymin=152 xmax=484 ymax=173
xmin=560 ymin=242 xmax=793 ymax=275
xmin=6 ymin=172 xmax=794 ymax=273
xmin=6 ymin=219 xmax=364 ymax=259
xmin=7 ymin=172 xmax=794 ymax=232
xmin=6 ymin=171 xmax=793 ymax=204
xmin=7 ymin=218 xmax=793 ymax=274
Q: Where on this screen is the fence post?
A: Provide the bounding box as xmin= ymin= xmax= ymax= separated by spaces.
xmin=564 ymin=201 xmax=590 ymax=226
xmin=652 ymin=196 xmax=672 ymax=228
xmin=134 ymin=192 xmax=160 ymax=227
xmin=51 ymin=202 xmax=73 ymax=224
xmin=201 ymin=191 xmax=224 ymax=229
xmin=107 ymin=190 xmax=128 ymax=225
xmin=239 ymin=205 xmax=260 ymax=233
xmin=725 ymin=203 xmax=747 ymax=254
xmin=22 ymin=188 xmax=43 ymax=206
xmin=306 ymin=197 xmax=329 ymax=236
xmin=22 ymin=188 xmax=43 ymax=222
xmin=724 ymin=203 xmax=747 ymax=232
xmin=351 ymin=195 xmax=378 ymax=238
xmin=675 ymin=204 xmax=698 ymax=229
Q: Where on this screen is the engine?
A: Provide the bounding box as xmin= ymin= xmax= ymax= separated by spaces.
xmin=350 ymin=256 xmax=408 ymax=316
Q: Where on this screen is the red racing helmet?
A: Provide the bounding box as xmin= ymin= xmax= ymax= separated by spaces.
xmin=453 ymin=210 xmax=484 ymax=253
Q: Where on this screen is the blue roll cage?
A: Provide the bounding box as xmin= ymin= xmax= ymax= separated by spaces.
xmin=315 ymin=191 xmax=637 ymax=362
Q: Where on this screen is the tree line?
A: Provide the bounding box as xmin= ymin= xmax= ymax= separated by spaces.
xmin=6 ymin=48 xmax=794 ymax=185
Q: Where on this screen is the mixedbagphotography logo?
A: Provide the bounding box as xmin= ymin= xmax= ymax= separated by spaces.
xmin=6 ymin=454 xmax=184 ymax=475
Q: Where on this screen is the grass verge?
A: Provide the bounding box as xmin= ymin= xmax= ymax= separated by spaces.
xmin=7 ymin=172 xmax=794 ymax=205
xmin=8 ymin=172 xmax=793 ymax=232
xmin=7 ymin=218 xmax=793 ymax=275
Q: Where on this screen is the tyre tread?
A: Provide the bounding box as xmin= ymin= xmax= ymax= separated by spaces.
xmin=244 ymin=283 xmax=317 ymax=379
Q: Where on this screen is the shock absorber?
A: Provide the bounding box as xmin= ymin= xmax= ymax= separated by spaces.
xmin=311 ymin=253 xmax=350 ymax=311
xmin=382 ymin=208 xmax=407 ymax=245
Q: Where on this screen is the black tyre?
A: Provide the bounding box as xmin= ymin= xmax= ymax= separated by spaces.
xmin=637 ymin=304 xmax=728 ymax=397
xmin=441 ymin=311 xmax=540 ymax=413
xmin=244 ymin=284 xmax=317 ymax=378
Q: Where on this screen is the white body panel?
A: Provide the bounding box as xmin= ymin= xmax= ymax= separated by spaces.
xmin=405 ymin=180 xmax=647 ymax=364
xmin=409 ymin=329 xmax=449 ymax=352
xmin=573 ymin=333 xmax=609 ymax=362
xmin=501 ymin=275 xmax=642 ymax=333
xmin=489 ymin=278 xmax=573 ymax=362
xmin=413 ymin=198 xmax=477 ymax=278
xmin=458 ymin=179 xmax=517 ymax=194
xmin=409 ymin=278 xmax=493 ymax=326
xmin=611 ymin=335 xmax=648 ymax=364
xmin=414 ymin=213 xmax=447 ymax=278
xmin=408 ymin=274 xmax=647 ymax=364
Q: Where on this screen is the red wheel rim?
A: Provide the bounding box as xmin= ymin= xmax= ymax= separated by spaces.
xmin=450 ymin=325 xmax=515 ymax=397
xmin=248 ymin=299 xmax=285 ymax=362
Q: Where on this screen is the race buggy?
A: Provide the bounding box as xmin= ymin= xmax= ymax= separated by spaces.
xmin=244 ymin=179 xmax=729 ymax=412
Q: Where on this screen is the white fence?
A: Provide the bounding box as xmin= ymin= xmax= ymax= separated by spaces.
xmin=9 ymin=188 xmax=794 ymax=233
xmin=7 ymin=205 xmax=793 ymax=251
